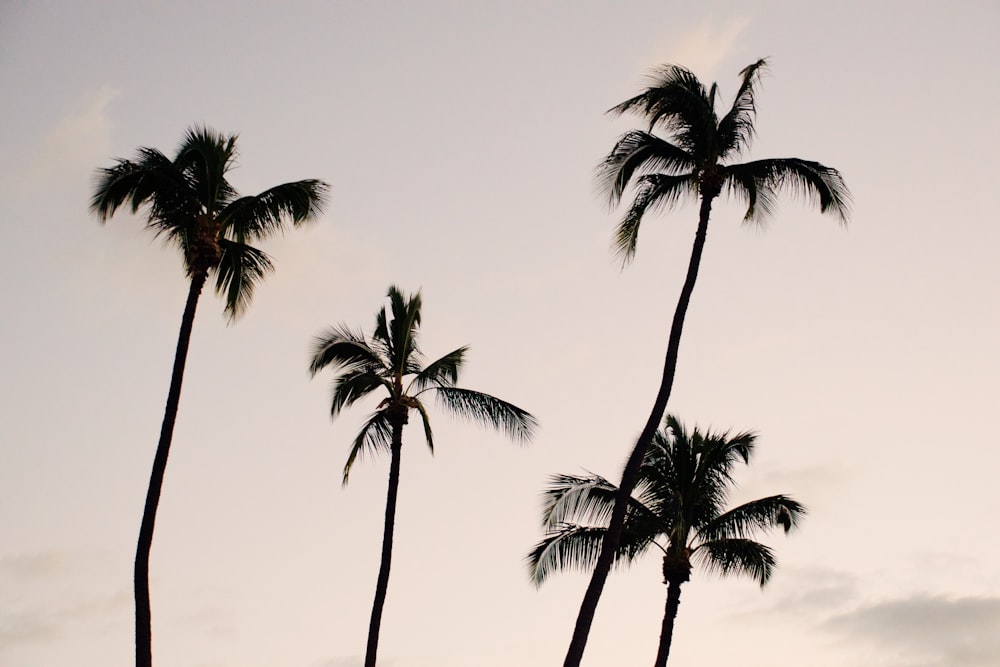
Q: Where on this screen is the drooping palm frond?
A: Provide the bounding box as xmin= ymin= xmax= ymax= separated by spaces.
xmin=527 ymin=522 xmax=654 ymax=588
xmin=693 ymin=538 xmax=776 ymax=586
xmin=342 ymin=410 xmax=393 ymax=484
xmin=432 ymin=386 xmax=537 ymax=443
xmin=541 ymin=473 xmax=620 ymax=529
xmin=214 ymin=240 xmax=275 ymax=320
xmin=724 ymin=158 xmax=851 ymax=224
xmin=412 ymin=398 xmax=434 ymax=454
xmin=614 ymin=173 xmax=699 ymax=263
xmin=598 ymin=131 xmax=695 ymax=206
xmin=409 ymin=346 xmax=467 ymax=392
xmin=329 ymin=369 xmax=392 ymax=418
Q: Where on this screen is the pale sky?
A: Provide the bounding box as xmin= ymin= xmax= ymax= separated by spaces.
xmin=2 ymin=2 xmax=999 ymax=666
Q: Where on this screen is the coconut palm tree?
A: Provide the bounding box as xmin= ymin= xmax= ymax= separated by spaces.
xmin=533 ymin=415 xmax=804 ymax=667
xmin=91 ymin=126 xmax=328 ymax=667
xmin=310 ymin=285 xmax=536 ymax=667
xmin=563 ymin=59 xmax=850 ymax=666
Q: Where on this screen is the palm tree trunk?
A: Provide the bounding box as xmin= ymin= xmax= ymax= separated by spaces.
xmin=563 ymin=194 xmax=716 ymax=667
xmin=364 ymin=424 xmax=403 ymax=667
xmin=135 ymin=271 xmax=207 ymax=667
xmin=653 ymin=580 xmax=684 ymax=667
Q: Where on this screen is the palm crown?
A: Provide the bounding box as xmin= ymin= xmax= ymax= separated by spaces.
xmin=530 ymin=415 xmax=803 ymax=585
xmin=91 ymin=125 xmax=328 ymax=318
xmin=600 ymin=58 xmax=851 ymax=263
xmin=531 ymin=415 xmax=804 ymax=666
xmin=310 ymin=285 xmax=537 ymax=482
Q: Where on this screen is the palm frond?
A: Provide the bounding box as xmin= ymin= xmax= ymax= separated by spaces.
xmin=693 ymin=538 xmax=776 ymax=586
xmin=526 ymin=523 xmax=652 ymax=588
xmin=214 ymin=239 xmax=274 ymax=321
xmin=597 ymin=130 xmax=695 ymax=206
xmin=432 ymin=386 xmax=536 ymax=443
xmin=613 ymin=173 xmax=699 ymax=264
xmin=386 ymin=285 xmax=422 ymax=375
xmin=409 ymin=346 xmax=467 ymax=392
xmin=342 ymin=410 xmax=393 ymax=485
xmin=219 ymin=179 xmax=328 ymax=241
xmin=724 ymin=158 xmax=851 ymax=224
xmin=330 ymin=369 xmax=390 ymax=418
xmin=541 ymin=473 xmax=620 ymax=529
xmin=413 ymin=398 xmax=434 ymax=454
xmin=716 ymin=58 xmax=768 ymax=159
xmin=309 ymin=326 xmax=385 ymax=376
xmin=700 ymin=495 xmax=806 ymax=541
xmin=173 ymin=125 xmax=239 ymax=213
xmin=608 ymin=64 xmax=716 ymax=154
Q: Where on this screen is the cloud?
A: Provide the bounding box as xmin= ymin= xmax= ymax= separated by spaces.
xmin=825 ymin=594 xmax=1000 ymax=667
xmin=639 ymin=17 xmax=751 ymax=82
xmin=21 ymin=84 xmax=120 ymax=189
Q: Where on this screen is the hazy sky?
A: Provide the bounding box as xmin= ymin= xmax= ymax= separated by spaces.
xmin=2 ymin=2 xmax=999 ymax=666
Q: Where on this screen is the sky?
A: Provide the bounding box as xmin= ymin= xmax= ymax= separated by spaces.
xmin=1 ymin=1 xmax=999 ymax=666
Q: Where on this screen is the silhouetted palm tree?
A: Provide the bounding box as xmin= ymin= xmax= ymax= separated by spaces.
xmin=310 ymin=285 xmax=536 ymax=667
xmin=533 ymin=415 xmax=804 ymax=667
xmin=91 ymin=126 xmax=328 ymax=667
xmin=563 ymin=59 xmax=850 ymax=666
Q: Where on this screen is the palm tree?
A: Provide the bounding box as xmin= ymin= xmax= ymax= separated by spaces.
xmin=91 ymin=126 xmax=328 ymax=667
xmin=310 ymin=285 xmax=537 ymax=667
xmin=563 ymin=59 xmax=850 ymax=666
xmin=532 ymin=415 xmax=804 ymax=667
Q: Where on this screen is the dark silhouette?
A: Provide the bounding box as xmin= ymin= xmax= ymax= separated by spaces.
xmin=91 ymin=126 xmax=328 ymax=667
xmin=309 ymin=285 xmax=536 ymax=667
xmin=531 ymin=415 xmax=805 ymax=666
xmin=563 ymin=59 xmax=850 ymax=666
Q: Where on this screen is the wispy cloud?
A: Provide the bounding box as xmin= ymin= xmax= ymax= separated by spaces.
xmin=639 ymin=17 xmax=751 ymax=82
xmin=21 ymin=84 xmax=120 ymax=189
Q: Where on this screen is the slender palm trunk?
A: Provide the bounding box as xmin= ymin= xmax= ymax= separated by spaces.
xmin=563 ymin=193 xmax=716 ymax=667
xmin=653 ymin=580 xmax=684 ymax=667
xmin=364 ymin=423 xmax=404 ymax=667
xmin=135 ymin=271 xmax=207 ymax=667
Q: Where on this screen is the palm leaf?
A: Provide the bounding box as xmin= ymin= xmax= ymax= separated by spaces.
xmin=309 ymin=326 xmax=385 ymax=376
xmin=409 ymin=346 xmax=467 ymax=392
xmin=413 ymin=398 xmax=435 ymax=454
xmin=608 ymin=64 xmax=716 ymax=153
xmin=598 ymin=130 xmax=695 ymax=206
xmin=716 ymin=58 xmax=767 ymax=159
xmin=724 ymin=158 xmax=851 ymax=224
xmin=342 ymin=410 xmax=393 ymax=485
xmin=700 ymin=495 xmax=806 ymax=541
xmin=693 ymin=538 xmax=776 ymax=586
xmin=219 ymin=179 xmax=328 ymax=241
xmin=431 ymin=386 xmax=537 ymax=443
xmin=330 ymin=369 xmax=391 ymax=418
xmin=214 ymin=239 xmax=274 ymax=321
xmin=386 ymin=285 xmax=422 ymax=374
xmin=613 ymin=173 xmax=699 ymax=264
xmin=173 ymin=126 xmax=238 ymax=213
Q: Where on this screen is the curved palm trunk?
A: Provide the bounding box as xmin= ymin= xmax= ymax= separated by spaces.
xmin=653 ymin=579 xmax=684 ymax=667
xmin=563 ymin=194 xmax=716 ymax=667
xmin=364 ymin=423 xmax=404 ymax=667
xmin=135 ymin=271 xmax=207 ymax=667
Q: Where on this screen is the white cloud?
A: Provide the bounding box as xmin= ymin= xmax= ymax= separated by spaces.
xmin=23 ymin=85 xmax=120 ymax=189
